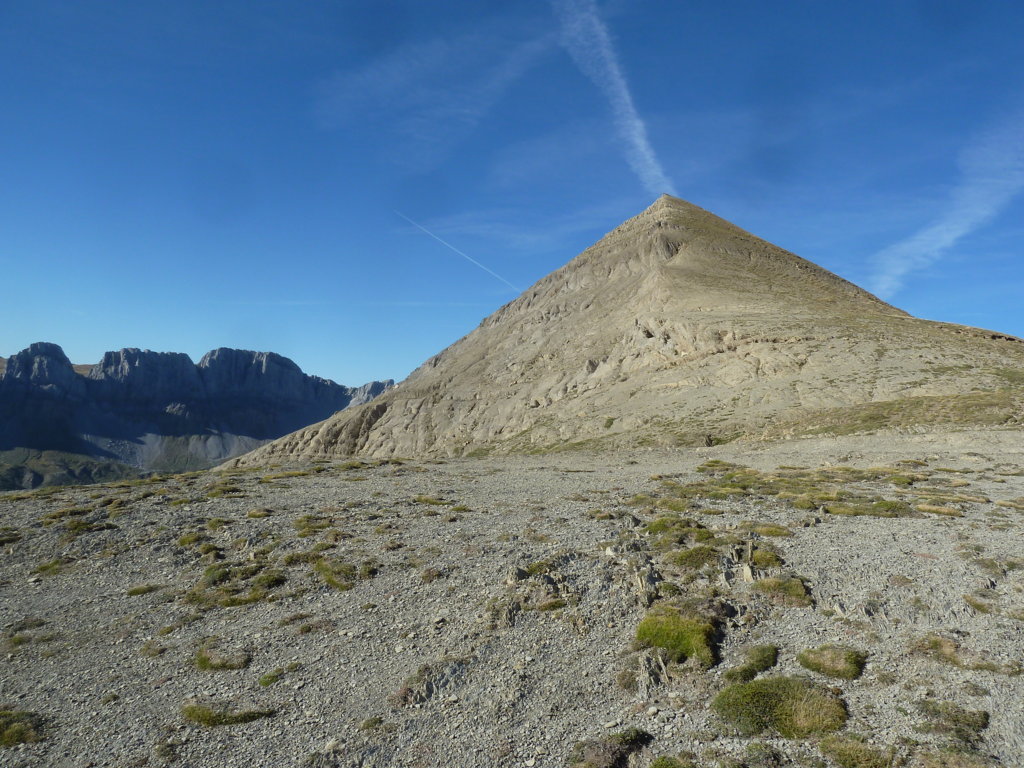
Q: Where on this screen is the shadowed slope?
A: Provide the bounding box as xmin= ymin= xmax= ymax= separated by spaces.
xmin=232 ymin=196 xmax=1024 ymax=463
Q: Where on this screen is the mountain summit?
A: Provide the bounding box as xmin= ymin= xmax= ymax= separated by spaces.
xmin=233 ymin=196 xmax=1023 ymax=463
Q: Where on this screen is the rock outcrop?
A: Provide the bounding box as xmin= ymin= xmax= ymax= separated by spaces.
xmin=0 ymin=344 xmax=391 ymax=487
xmin=231 ymin=194 xmax=1024 ymax=464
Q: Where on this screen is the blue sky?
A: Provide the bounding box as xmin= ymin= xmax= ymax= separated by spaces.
xmin=2 ymin=1 xmax=1022 ymax=385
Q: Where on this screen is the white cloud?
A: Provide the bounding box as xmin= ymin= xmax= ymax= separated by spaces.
xmin=871 ymin=109 xmax=1024 ymax=298
xmin=551 ymin=0 xmax=676 ymax=197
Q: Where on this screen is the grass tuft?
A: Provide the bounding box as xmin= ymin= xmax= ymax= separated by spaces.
xmin=712 ymin=676 xmax=847 ymax=738
xmin=568 ymin=728 xmax=652 ymax=768
xmin=797 ymin=644 xmax=867 ymax=680
xmin=819 ymin=735 xmax=897 ymax=768
xmin=0 ymin=710 xmax=44 ymax=747
xmin=724 ymin=645 xmax=779 ymax=683
xmin=635 ymin=604 xmax=716 ymax=667
xmin=181 ymin=703 xmax=274 ymax=727
xmin=752 ymin=576 xmax=812 ymax=607
xmin=195 ymin=640 xmax=251 ymax=671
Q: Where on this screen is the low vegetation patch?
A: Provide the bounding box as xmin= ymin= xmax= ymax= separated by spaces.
xmin=126 ymin=584 xmax=162 ymax=597
xmin=0 ymin=709 xmax=44 ymax=747
xmin=912 ymin=634 xmax=1001 ymax=672
xmin=797 ymin=644 xmax=867 ymax=680
xmin=184 ymin=557 xmax=287 ymax=608
xmin=181 ymin=703 xmax=274 ymax=727
xmin=819 ymin=735 xmax=897 ymax=768
xmin=825 ymin=499 xmax=913 ymax=518
xmin=568 ymin=727 xmax=652 ymax=768
xmin=741 ymin=521 xmax=792 ymax=537
xmin=724 ymin=645 xmax=779 ymax=683
xmin=194 ymin=639 xmax=251 ymax=671
xmin=666 ymin=545 xmax=719 ymax=570
xmin=0 ymin=527 xmax=21 ymax=545
xmin=713 ymin=676 xmax=847 ymax=738
xmin=917 ymin=699 xmax=989 ymax=750
xmin=633 ymin=461 xmax=936 ymax=527
xmin=635 ymin=603 xmax=717 ymax=667
xmin=752 ymin=576 xmax=812 ymax=607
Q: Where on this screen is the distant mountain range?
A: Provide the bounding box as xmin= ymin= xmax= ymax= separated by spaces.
xmin=0 ymin=342 xmax=392 ymax=489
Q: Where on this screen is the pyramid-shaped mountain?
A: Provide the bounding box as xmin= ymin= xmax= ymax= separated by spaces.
xmin=234 ymin=195 xmax=1024 ymax=463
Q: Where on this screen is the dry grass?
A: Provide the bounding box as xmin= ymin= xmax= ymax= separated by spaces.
xmin=712 ymin=676 xmax=847 ymax=738
xmin=797 ymin=644 xmax=868 ymax=680
xmin=0 ymin=710 xmax=44 ymax=747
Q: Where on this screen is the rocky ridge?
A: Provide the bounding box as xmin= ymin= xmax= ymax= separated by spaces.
xmin=0 ymin=343 xmax=392 ymax=487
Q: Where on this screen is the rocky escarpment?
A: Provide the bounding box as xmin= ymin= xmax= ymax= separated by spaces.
xmin=0 ymin=343 xmax=391 ymax=487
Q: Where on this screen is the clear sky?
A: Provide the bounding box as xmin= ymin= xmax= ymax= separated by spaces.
xmin=2 ymin=1 xmax=1022 ymax=385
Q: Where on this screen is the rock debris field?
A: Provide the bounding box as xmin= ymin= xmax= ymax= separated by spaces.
xmin=2 ymin=430 xmax=1023 ymax=768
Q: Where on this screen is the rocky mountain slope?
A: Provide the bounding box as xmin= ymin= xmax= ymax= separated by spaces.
xmin=232 ymin=195 xmax=1024 ymax=465
xmin=0 ymin=343 xmax=391 ymax=488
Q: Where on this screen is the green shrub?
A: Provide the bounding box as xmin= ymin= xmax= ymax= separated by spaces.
xmin=635 ymin=605 xmax=716 ymax=666
xmin=797 ymin=644 xmax=867 ymax=680
xmin=312 ymin=557 xmax=376 ymax=590
xmin=712 ymin=676 xmax=847 ymax=738
xmin=649 ymin=757 xmax=695 ymax=768
xmin=314 ymin=558 xmax=358 ymax=590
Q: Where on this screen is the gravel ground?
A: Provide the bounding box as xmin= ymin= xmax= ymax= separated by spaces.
xmin=2 ymin=430 xmax=1023 ymax=767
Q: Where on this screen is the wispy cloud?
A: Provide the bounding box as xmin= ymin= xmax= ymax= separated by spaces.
xmin=394 ymin=211 xmax=520 ymax=292
xmin=416 ymin=198 xmax=637 ymax=255
xmin=316 ymin=25 xmax=553 ymax=170
xmin=871 ymin=109 xmax=1024 ymax=298
xmin=551 ymin=0 xmax=676 ymax=197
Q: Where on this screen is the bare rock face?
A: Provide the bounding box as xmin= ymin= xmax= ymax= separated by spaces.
xmin=233 ymin=195 xmax=1024 ymax=464
xmin=0 ymin=344 xmax=392 ymax=486
xmin=89 ymin=348 xmax=203 ymax=403
xmin=3 ymin=342 xmax=87 ymax=398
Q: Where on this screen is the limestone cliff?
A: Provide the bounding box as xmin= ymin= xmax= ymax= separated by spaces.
xmin=0 ymin=344 xmax=391 ymax=487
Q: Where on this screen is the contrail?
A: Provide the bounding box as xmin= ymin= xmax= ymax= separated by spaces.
xmin=871 ymin=109 xmax=1024 ymax=298
xmin=552 ymin=0 xmax=676 ymax=197
xmin=394 ymin=211 xmax=520 ymax=292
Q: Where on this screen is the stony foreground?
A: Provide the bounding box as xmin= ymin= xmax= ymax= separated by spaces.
xmin=1 ymin=430 xmax=1023 ymax=767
